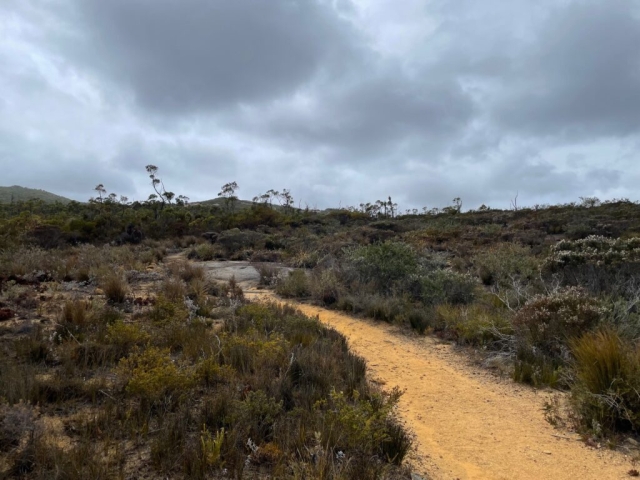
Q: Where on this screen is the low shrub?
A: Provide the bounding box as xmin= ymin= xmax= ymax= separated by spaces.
xmin=317 ymin=388 xmax=411 ymax=465
xmin=171 ymin=260 xmax=206 ymax=283
xmin=149 ymin=295 xmax=189 ymax=325
xmin=275 ymin=270 xmax=310 ymax=298
xmin=513 ymin=287 xmax=605 ymax=360
xmin=0 ymin=403 xmax=34 ymax=453
xmin=473 ymin=243 xmax=539 ymax=286
xmin=435 ymin=303 xmax=512 ymax=346
xmin=344 ymin=241 xmax=418 ymax=295
xmin=570 ymin=329 xmax=640 ymax=434
xmin=420 ymin=269 xmax=476 ymax=306
xmin=106 ymin=320 xmax=150 ymax=349
xmin=102 ymin=275 xmax=128 ymax=303
xmin=256 ymin=263 xmax=280 ymax=287
xmin=310 ymin=269 xmax=342 ymax=305
xmin=117 ymin=346 xmax=194 ymax=402
xmin=192 ymin=243 xmax=218 ymax=261
xmin=161 ymin=277 xmax=187 ymax=302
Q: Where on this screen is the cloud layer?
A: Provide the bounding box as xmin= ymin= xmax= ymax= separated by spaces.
xmin=1 ymin=0 xmax=639 ymax=210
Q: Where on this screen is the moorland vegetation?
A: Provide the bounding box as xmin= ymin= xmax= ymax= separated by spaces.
xmin=2 ymin=169 xmax=640 ymax=477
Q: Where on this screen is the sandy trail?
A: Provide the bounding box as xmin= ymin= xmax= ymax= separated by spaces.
xmin=244 ymin=290 xmax=633 ymax=480
xmin=193 ymin=259 xmax=633 ymax=479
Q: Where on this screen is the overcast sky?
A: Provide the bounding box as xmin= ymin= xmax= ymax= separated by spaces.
xmin=1 ymin=0 xmax=639 ymax=210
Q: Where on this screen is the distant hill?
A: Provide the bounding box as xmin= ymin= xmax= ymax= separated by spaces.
xmin=0 ymin=186 xmax=72 ymax=204
xmin=192 ymin=197 xmax=288 ymax=211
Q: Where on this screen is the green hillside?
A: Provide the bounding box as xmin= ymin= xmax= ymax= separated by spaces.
xmin=193 ymin=197 xmax=288 ymax=211
xmin=0 ymin=185 xmax=72 ymax=204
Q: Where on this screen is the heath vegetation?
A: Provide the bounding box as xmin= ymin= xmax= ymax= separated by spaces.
xmin=3 ymin=176 xmax=640 ymax=476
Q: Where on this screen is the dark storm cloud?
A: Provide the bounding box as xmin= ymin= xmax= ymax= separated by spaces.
xmin=72 ymin=0 xmax=361 ymax=114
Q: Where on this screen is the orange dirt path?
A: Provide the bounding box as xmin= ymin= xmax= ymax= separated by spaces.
xmin=247 ymin=290 xmax=633 ymax=480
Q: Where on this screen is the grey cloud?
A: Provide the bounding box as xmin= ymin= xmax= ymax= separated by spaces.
xmin=1 ymin=0 xmax=640 ymax=211
xmin=234 ymin=69 xmax=476 ymax=165
xmin=0 ymin=132 xmax=135 ymax=200
xmin=71 ymin=0 xmax=361 ymax=114
xmin=494 ymin=1 xmax=640 ymax=139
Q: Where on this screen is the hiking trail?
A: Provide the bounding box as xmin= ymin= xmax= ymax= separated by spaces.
xmin=199 ymin=259 xmax=634 ymax=479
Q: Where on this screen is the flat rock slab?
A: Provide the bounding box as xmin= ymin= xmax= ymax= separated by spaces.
xmin=199 ymin=261 xmax=292 ymax=286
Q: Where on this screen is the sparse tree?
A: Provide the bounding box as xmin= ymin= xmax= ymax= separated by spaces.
xmin=388 ymin=196 xmax=398 ymax=218
xmin=510 ymin=192 xmax=519 ymax=211
xmin=452 ymin=197 xmax=462 ymax=214
xmin=94 ymin=184 xmax=106 ymax=203
xmin=280 ymin=189 xmax=294 ymax=211
xmin=163 ymin=191 xmax=175 ymax=204
xmin=579 ymin=196 xmax=601 ymax=208
xmin=219 ymin=181 xmax=239 ymax=212
xmin=146 ymin=165 xmax=167 ymax=209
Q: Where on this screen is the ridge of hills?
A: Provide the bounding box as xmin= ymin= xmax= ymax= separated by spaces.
xmin=0 ymin=185 xmax=72 ymax=204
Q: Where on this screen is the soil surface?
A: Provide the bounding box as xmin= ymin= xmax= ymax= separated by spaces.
xmin=200 ymin=260 xmax=635 ymax=480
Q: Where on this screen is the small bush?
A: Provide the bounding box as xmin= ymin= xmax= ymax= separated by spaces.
xmin=473 ymin=243 xmax=539 ymax=286
xmin=404 ymin=308 xmax=430 ymax=334
xmin=60 ymin=299 xmax=91 ymax=326
xmin=193 ymin=243 xmax=218 ymax=261
xmin=317 ymin=388 xmax=411 ymax=464
xmin=0 ymin=403 xmax=34 ymax=452
xmin=14 ymin=327 xmax=52 ymax=364
xmin=435 ymin=303 xmax=512 ymax=345
xmin=310 ymin=269 xmax=342 ymax=305
xmin=275 ymin=270 xmax=310 ymax=298
xmin=102 ymin=275 xmax=128 ymax=303
xmin=513 ymin=288 xmax=604 ymax=360
xmin=170 ymin=260 xmax=206 ymax=283
xmin=149 ymin=295 xmax=189 ymax=325
xmin=570 ymin=329 xmax=640 ymax=434
xmin=420 ymin=269 xmax=476 ymax=306
xmin=117 ymin=346 xmax=194 ymax=402
xmin=106 ymin=320 xmax=150 ymax=349
xmin=256 ymin=263 xmax=280 ymax=286
xmin=344 ymin=241 xmax=417 ymax=294
xmin=161 ymin=277 xmax=187 ymax=302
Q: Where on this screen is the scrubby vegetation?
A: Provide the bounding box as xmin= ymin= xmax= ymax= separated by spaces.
xmin=0 ymin=245 xmax=410 ymax=478
xmin=3 ymin=186 xmax=640 ymax=466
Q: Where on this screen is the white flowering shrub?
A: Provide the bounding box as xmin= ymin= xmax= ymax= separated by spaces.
xmin=514 ymin=287 xmax=605 ymax=359
xmin=546 ymin=235 xmax=640 ymax=268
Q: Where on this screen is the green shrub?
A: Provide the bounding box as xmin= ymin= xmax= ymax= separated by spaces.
xmin=275 ymin=270 xmax=310 ymax=298
xmin=473 ymin=243 xmax=539 ymax=286
xmin=570 ymin=329 xmax=640 ymax=434
xmin=149 ymin=295 xmax=189 ymax=325
xmin=117 ymin=347 xmax=194 ymax=402
xmin=102 ymin=275 xmax=128 ymax=303
xmin=310 ymin=269 xmax=342 ymax=305
xmin=170 ymin=260 xmax=206 ymax=283
xmin=404 ymin=308 xmax=430 ymax=334
xmin=344 ymin=241 xmax=417 ymax=294
xmin=161 ymin=277 xmax=187 ymax=302
xmin=513 ymin=349 xmax=562 ymax=388
xmin=317 ymin=388 xmax=411 ymax=464
xmin=234 ymin=390 xmax=283 ymax=442
xmin=216 ymin=229 xmax=265 ymax=256
xmin=435 ymin=303 xmax=512 ymax=345
xmin=106 ymin=320 xmax=150 ymax=348
xmin=194 ymin=243 xmax=218 ymax=261
xmin=420 ymin=269 xmax=476 ymax=306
